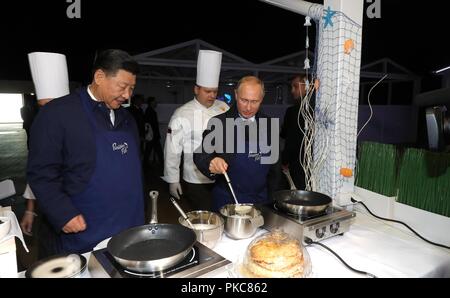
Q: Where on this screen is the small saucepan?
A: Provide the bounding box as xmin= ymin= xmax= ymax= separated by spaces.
xmin=219 ymin=204 xmax=264 ymax=239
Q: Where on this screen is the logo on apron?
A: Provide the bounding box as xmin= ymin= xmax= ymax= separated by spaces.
xmin=248 ymin=152 xmax=262 ymax=161
xmin=112 ymin=142 xmax=128 ymax=155
xmin=248 ymin=151 xmax=272 ymax=162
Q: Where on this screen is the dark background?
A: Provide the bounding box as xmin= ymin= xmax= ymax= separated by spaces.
xmin=0 ymin=0 xmax=449 ymax=91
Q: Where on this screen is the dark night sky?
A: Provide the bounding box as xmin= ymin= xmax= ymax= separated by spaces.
xmin=1 ymin=0 xmax=449 ymax=91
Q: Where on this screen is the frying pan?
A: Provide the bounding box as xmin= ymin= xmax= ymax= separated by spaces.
xmin=107 ymin=191 xmax=197 ymax=273
xmin=273 ymin=168 xmax=332 ymax=216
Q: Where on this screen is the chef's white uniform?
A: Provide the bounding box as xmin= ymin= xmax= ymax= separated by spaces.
xmin=163 ymin=98 xmax=229 ymax=184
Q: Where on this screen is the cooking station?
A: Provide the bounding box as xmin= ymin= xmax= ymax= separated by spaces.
xmin=260 ymin=204 xmax=356 ymax=243
xmin=88 ymin=241 xmax=230 ymax=278
xmin=16 ymin=188 xmax=450 ymax=278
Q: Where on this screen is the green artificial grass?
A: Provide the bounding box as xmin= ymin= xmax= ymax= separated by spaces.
xmin=356 ymin=142 xmax=397 ymax=197
xmin=396 ymin=148 xmax=450 ymax=217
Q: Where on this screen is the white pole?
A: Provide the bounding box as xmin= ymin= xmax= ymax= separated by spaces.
xmin=259 ymin=0 xmax=322 ymax=20
xmin=314 ymin=0 xmax=364 ymax=202
xmin=260 ymin=0 xmax=365 ymax=203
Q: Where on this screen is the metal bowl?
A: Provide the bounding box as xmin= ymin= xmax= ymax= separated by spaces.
xmin=219 ymin=204 xmax=264 ymax=240
xmin=178 ymin=211 xmax=224 ymax=249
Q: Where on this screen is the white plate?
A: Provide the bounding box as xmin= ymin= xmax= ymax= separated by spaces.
xmin=25 ymin=254 xmax=87 ymax=278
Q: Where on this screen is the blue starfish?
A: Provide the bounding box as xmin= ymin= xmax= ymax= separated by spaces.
xmin=323 ymin=6 xmax=337 ymax=28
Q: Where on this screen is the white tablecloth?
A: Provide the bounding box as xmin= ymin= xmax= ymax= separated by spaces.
xmin=209 ymin=209 xmax=450 ymax=278
xmin=19 ymin=209 xmax=450 ymax=278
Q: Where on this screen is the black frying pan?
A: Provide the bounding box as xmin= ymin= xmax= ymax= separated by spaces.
xmin=107 ymin=191 xmax=196 ymax=273
xmin=274 ymin=168 xmax=332 ymax=216
xmin=273 ymin=189 xmax=332 ymax=216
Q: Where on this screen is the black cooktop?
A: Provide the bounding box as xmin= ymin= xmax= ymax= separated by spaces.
xmin=89 ymin=241 xmax=232 ymax=278
xmin=92 ymin=246 xmax=199 ymax=278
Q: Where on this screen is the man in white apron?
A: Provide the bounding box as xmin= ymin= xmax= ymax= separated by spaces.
xmin=163 ymin=50 xmax=229 ymax=210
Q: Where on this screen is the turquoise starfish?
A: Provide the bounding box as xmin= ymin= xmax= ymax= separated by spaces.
xmin=323 ymin=6 xmax=337 ymax=28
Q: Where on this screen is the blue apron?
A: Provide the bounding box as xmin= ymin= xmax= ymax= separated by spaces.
xmin=60 ymin=90 xmax=144 ymax=253
xmin=212 ymin=125 xmax=271 ymax=211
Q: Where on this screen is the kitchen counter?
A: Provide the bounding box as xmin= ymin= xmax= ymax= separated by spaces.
xmin=208 ymin=207 xmax=450 ymax=278
xmin=19 ymin=207 xmax=450 ymax=278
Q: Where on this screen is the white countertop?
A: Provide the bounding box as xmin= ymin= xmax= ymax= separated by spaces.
xmin=19 ymin=207 xmax=450 ymax=278
xmin=207 ymin=207 xmax=450 ymax=278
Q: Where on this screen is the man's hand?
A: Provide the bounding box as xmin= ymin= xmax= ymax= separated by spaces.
xmin=62 ymin=215 xmax=87 ymax=234
xmin=169 ymin=182 xmax=183 ymax=200
xmin=20 ymin=211 xmax=35 ymax=236
xmin=209 ymin=157 xmax=228 ymax=174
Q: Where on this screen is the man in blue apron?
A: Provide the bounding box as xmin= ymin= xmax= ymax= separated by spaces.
xmin=194 ymin=76 xmax=279 ymax=211
xmin=27 ymin=49 xmax=145 ymax=257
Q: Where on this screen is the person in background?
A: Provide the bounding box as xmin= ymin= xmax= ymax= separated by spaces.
xmin=20 ymin=96 xmax=58 ymax=236
xmin=27 ymin=49 xmax=144 ymax=257
xmin=143 ymin=96 xmax=163 ymax=166
xmin=127 ymin=94 xmax=146 ymax=154
xmin=20 ymin=93 xmax=38 ymax=150
xmin=20 ymin=52 xmax=71 ymax=237
xmin=194 ymin=76 xmax=279 ymax=211
xmin=163 ymin=50 xmax=229 ymax=211
xmin=280 ymin=74 xmax=310 ymax=190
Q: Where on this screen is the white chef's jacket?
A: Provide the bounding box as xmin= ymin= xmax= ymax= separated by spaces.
xmin=23 ymin=184 xmax=36 ymax=200
xmin=163 ymin=98 xmax=229 ymax=184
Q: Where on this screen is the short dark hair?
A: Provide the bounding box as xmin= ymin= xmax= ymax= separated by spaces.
xmin=92 ymin=49 xmax=139 ymax=78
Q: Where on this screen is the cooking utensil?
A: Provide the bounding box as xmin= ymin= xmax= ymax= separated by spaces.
xmin=170 ymin=197 xmax=195 ymax=229
xmin=178 ymin=211 xmax=224 ymax=249
xmin=273 ymin=190 xmax=332 ymax=216
xmin=273 ymin=168 xmax=332 ymax=216
xmin=223 ymin=171 xmax=239 ymax=205
xmin=148 ymin=190 xmax=159 ymax=223
xmin=223 ymin=171 xmax=253 ymax=215
xmin=107 ymin=190 xmax=197 ymax=273
xmin=282 ymin=166 xmax=298 ymax=190
xmin=219 ymin=204 xmax=264 ymax=239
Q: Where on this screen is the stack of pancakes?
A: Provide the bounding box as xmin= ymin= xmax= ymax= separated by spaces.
xmin=244 ymin=232 xmax=305 ymax=278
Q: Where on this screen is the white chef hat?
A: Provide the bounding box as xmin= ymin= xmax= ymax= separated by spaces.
xmin=196 ymin=50 xmax=222 ymax=88
xmin=28 ymin=52 xmax=70 ymax=100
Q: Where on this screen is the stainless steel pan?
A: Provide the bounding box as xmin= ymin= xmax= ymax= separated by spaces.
xmin=273 ymin=168 xmax=332 ymax=216
xmin=107 ymin=191 xmax=197 ymax=273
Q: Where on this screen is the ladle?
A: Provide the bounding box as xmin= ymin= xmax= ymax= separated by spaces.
xmin=169 ymin=197 xmax=195 ymax=229
xmin=223 ymin=171 xmax=252 ymax=215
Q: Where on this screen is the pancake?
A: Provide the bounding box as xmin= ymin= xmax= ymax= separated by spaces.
xmin=243 ymin=231 xmax=307 ymax=278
